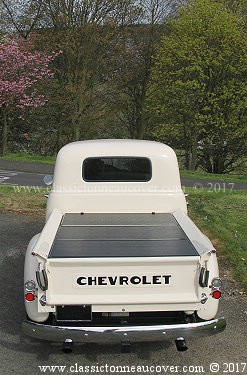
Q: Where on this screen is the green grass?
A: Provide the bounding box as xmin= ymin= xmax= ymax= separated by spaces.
xmin=0 ymin=153 xmax=56 ymax=165
xmin=0 ymin=185 xmax=246 ymax=290
xmin=180 ymin=169 xmax=247 ymax=183
xmin=188 ymin=189 xmax=247 ymax=290
xmin=0 ymin=186 xmax=47 ymax=215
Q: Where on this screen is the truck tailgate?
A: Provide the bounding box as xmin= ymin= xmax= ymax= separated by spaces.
xmin=45 ymin=213 xmax=201 ymax=308
xmin=46 ymin=257 xmax=200 ymax=308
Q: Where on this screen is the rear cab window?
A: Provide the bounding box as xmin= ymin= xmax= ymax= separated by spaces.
xmin=83 ymin=157 xmax=152 ymax=182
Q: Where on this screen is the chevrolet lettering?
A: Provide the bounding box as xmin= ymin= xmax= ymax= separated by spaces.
xmin=77 ymin=275 xmax=172 ymax=286
xmin=23 ymin=140 xmax=226 ymax=353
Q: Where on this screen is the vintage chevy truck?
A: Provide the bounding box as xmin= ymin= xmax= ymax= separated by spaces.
xmin=23 ymin=140 xmax=226 ymax=352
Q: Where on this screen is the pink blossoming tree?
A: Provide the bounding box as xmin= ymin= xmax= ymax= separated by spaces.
xmin=0 ymin=38 xmax=60 ymax=155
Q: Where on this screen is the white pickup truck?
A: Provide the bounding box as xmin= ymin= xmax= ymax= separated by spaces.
xmin=23 ymin=140 xmax=226 ymax=352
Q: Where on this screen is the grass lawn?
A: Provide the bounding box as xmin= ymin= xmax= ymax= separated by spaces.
xmin=0 ymin=186 xmax=47 ymax=216
xmin=0 ymin=153 xmax=56 ymax=165
xmin=180 ymin=169 xmax=247 ymax=183
xmin=0 ymin=185 xmax=246 ymax=290
xmin=188 ymin=189 xmax=247 ymax=290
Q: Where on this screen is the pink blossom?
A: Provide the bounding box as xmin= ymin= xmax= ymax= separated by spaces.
xmin=0 ymin=37 xmax=61 ymax=109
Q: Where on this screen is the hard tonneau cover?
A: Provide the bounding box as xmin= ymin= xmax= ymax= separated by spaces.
xmin=49 ymin=213 xmax=198 ymax=258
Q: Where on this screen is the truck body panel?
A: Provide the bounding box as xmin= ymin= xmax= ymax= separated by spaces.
xmin=23 ymin=140 xmax=226 ymax=348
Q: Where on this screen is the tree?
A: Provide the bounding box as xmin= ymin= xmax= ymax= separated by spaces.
xmin=108 ymin=0 xmax=182 ymax=139
xmin=31 ymin=1 xmax=140 ymax=142
xmin=0 ymin=0 xmax=43 ymax=38
xmin=37 ymin=0 xmax=182 ymax=142
xmin=149 ymin=0 xmax=247 ymax=172
xmin=0 ymin=37 xmax=59 ymax=155
xmin=0 ymin=0 xmax=184 ymax=151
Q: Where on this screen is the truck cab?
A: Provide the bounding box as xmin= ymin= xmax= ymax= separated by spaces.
xmin=23 ymin=140 xmax=226 ymax=352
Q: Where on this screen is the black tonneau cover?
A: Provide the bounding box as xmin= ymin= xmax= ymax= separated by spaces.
xmin=48 ymin=213 xmax=198 ymax=258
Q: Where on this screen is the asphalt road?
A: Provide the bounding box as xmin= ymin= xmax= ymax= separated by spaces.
xmin=0 ymin=169 xmax=47 ymax=187
xmin=0 ymin=212 xmax=246 ymax=375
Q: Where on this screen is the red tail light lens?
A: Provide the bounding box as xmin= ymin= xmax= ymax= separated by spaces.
xmin=25 ymin=292 xmax=35 ymax=302
xmin=212 ymin=290 xmax=221 ymax=299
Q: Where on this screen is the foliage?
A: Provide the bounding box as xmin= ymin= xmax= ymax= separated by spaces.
xmin=0 ymin=36 xmax=60 ymax=154
xmin=107 ymin=24 xmax=164 ymax=139
xmin=0 ymin=0 xmax=246 ymax=174
xmin=0 ymin=0 xmax=182 ymax=152
xmin=149 ymin=0 xmax=247 ymax=173
xmin=0 ymin=37 xmax=58 ymax=109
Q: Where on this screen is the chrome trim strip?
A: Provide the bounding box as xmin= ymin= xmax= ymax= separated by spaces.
xmin=22 ymin=317 xmax=226 ymax=343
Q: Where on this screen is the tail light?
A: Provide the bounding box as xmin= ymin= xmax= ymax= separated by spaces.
xmin=25 ymin=280 xmax=36 ymax=302
xmin=211 ymin=277 xmax=222 ymax=299
xmin=212 ymin=290 xmax=221 ymax=299
xmin=24 ymin=280 xmax=36 ymax=292
xmin=25 ymin=292 xmax=35 ymax=302
xmin=211 ymin=278 xmax=222 ymax=289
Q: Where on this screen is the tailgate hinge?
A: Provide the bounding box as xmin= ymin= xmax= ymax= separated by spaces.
xmin=199 ymin=267 xmax=210 ymax=288
xmin=36 ymin=264 xmax=48 ymax=291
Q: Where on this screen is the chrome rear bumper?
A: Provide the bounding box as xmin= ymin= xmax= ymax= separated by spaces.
xmin=22 ymin=316 xmax=226 ymax=343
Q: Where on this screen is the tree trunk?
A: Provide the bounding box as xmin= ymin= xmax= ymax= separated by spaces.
xmin=185 ymin=137 xmax=197 ymax=171
xmin=135 ymin=114 xmax=145 ymax=140
xmin=204 ymin=154 xmax=213 ymax=173
xmin=56 ymin=124 xmax=62 ymax=153
xmin=184 ymin=143 xmax=190 ymax=170
xmin=74 ymin=123 xmax=80 ymax=141
xmin=72 ymin=115 xmax=80 ymax=141
xmin=213 ymin=155 xmax=225 ymax=174
xmin=190 ymin=140 xmax=198 ymax=171
xmin=1 ymin=107 xmax=8 ymax=156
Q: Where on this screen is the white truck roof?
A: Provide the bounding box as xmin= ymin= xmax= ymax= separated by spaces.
xmin=56 ymin=139 xmax=175 ymax=157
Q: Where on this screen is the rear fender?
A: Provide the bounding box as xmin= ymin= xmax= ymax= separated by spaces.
xmin=197 ymin=252 xmax=219 ymax=320
xmin=24 ymin=234 xmax=49 ymax=322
